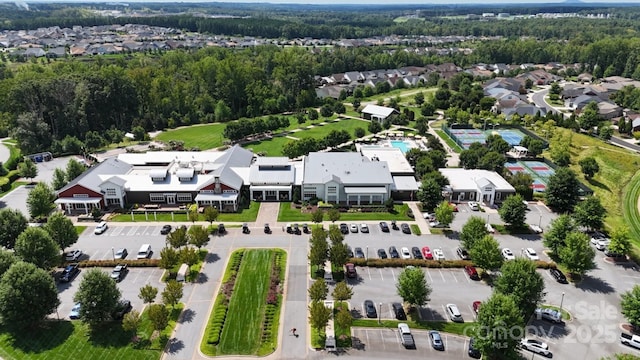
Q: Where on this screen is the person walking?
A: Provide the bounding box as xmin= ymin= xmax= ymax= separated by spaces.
xmin=290 ymin=327 xmax=297 ymax=336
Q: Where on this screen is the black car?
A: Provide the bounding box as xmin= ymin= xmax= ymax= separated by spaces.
xmin=605 ymin=248 xmax=626 ymax=259
xmin=339 ymin=223 xmax=349 ymax=234
xmin=160 ymin=225 xmax=172 ymax=235
xmin=377 ymin=248 xmax=388 ymax=259
xmin=110 ymin=264 xmax=128 ymax=282
xmin=60 ymin=263 xmax=80 ymax=282
xmin=549 ymin=268 xmax=568 ymax=284
xmin=391 ymin=220 xmax=399 ymax=230
xmin=302 ymin=223 xmax=309 ymax=233
xmin=379 ymin=222 xmax=390 ymax=233
xmin=354 ymin=247 xmax=365 ymax=259
xmin=401 ymin=223 xmax=411 ymax=234
xmin=242 ymin=223 xmax=250 ymax=234
xmin=112 ymin=300 xmax=133 ymax=320
xmin=468 ymin=337 xmax=481 ymax=359
xmin=293 ymin=223 xmax=300 ymax=234
xmin=392 ymin=302 xmax=406 ymax=320
xmin=264 ymin=223 xmax=271 ymax=234
xmin=389 ymin=246 xmax=400 ymax=259
xmin=217 ymin=223 xmax=226 ymax=234
xmin=411 ymin=247 xmax=423 ymax=259
xmin=347 ymin=246 xmax=354 ymax=258
xmin=457 ymin=247 xmax=471 ymax=260
xmin=364 ymin=300 xmax=377 ymax=318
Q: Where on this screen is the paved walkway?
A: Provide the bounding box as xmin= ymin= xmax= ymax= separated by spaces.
xmin=407 ymin=201 xmax=431 ymax=235
xmin=255 ymin=202 xmax=280 ymax=227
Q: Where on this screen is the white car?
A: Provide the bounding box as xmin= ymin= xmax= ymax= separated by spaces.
xmin=529 ymin=224 xmax=543 ymax=234
xmin=468 ymin=201 xmax=480 ymax=211
xmin=595 ymin=239 xmax=610 ymax=251
xmin=349 ymin=224 xmax=358 ymax=233
xmin=524 ymin=248 xmax=539 ymax=261
xmin=590 ymin=232 xmax=607 ymax=245
xmin=433 ymin=248 xmax=445 ymax=260
xmin=502 ymin=248 xmax=515 ymax=261
xmin=94 ymin=221 xmax=108 ymax=234
xmin=534 ymin=308 xmax=562 ymax=323
xmin=422 ymin=213 xmax=436 ymax=221
xmin=485 ymin=223 xmax=495 ymax=233
xmin=65 ymin=249 xmax=83 ymax=261
xmin=520 ymin=338 xmax=551 ymax=357
xmin=360 ymin=224 xmax=369 ymax=233
xmin=401 ymin=247 xmax=411 ymax=259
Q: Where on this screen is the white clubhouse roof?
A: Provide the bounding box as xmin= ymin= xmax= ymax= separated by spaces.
xmin=361 ymin=104 xmax=398 ymax=118
xmin=358 ymin=145 xmax=414 ymax=174
xmin=439 ymin=168 xmax=514 ymax=191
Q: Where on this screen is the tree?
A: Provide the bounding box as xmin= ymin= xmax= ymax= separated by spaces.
xmin=460 ymin=216 xmax=489 ymax=251
xmin=335 ymin=305 xmax=352 ymax=332
xmin=621 ymin=285 xmax=640 ymax=330
xmin=132 ymin=126 xmax=147 ymax=141
xmin=607 ymin=227 xmax=632 ymax=257
xmin=26 ymin=182 xmax=56 ymax=220
xmin=309 ymin=301 xmax=332 ymax=332
xmin=498 ymin=194 xmax=527 ymax=228
xmin=308 ymin=108 xmax=318 ymax=121
xmin=203 ymin=207 xmax=218 ymax=224
xmin=332 ymin=281 xmax=354 ymax=301
xmin=167 ymin=226 xmax=188 ymax=248
xmin=599 ymin=125 xmax=613 ymax=140
xmin=18 ymin=159 xmax=38 ymax=182
xmin=308 ymin=228 xmax=328 ymax=270
xmin=434 ymin=201 xmax=454 ymax=227
xmin=52 ymin=168 xmax=67 ymax=191
xmin=545 ymin=168 xmax=581 ymax=213
xmin=179 ymin=247 xmax=199 ymax=267
xmin=148 ymin=304 xmax=169 ymax=333
xmin=308 ymin=278 xmax=328 ymax=302
xmin=0 ymin=209 xmax=28 ymax=249
xmin=188 ymin=225 xmax=210 ymax=248
xmin=159 ymin=247 xmax=179 ymax=271
xmin=311 ymin=208 xmax=324 ymax=224
xmin=139 ymin=284 xmax=158 ymax=304
xmin=414 ymin=92 xmax=425 ymax=105
xmin=579 ymin=157 xmax=600 ymax=179
xmin=162 ymin=280 xmax=184 ymax=307
xmin=495 ymin=258 xmax=545 ymax=320
xmin=74 ymin=268 xmax=121 ymax=326
xmin=573 ymin=196 xmax=606 ymax=231
xmin=558 ymin=232 xmax=595 ymax=276
xmin=543 ymin=215 xmax=576 ymax=256
xmin=396 ymin=266 xmax=432 ymax=309
xmin=65 ymin=159 xmax=86 ymax=182
xmin=0 ymin=250 xmax=17 ymax=277
xmin=122 ymin=309 xmax=141 ymax=333
xmin=188 ymin=207 xmax=198 ymax=223
xmin=368 ymin=120 xmax=382 ymax=134
xmin=507 ymin=171 xmax=534 ymax=200
xmin=474 ymin=293 xmax=525 ymax=360
xmin=354 ymin=127 xmax=365 ymax=138
xmin=469 ymin=235 xmax=504 ymax=271
xmin=0 ymin=261 xmax=59 ymax=328
xmin=329 ymin=242 xmax=349 ymax=269
xmin=45 ymin=212 xmax=78 ymax=251
xmin=416 ymin=178 xmax=443 ymax=212
xmin=327 ymin=208 xmax=340 ymax=223
xmin=14 ymin=227 xmax=59 ymax=269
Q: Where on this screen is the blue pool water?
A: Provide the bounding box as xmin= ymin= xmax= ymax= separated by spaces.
xmin=390 ymin=140 xmax=411 ymax=153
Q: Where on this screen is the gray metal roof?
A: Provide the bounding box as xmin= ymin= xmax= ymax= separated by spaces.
xmin=303 ymin=152 xmax=393 ymax=186
xmin=249 ymin=161 xmax=295 ymax=185
xmin=214 ymin=145 xmax=254 ymax=167
xmin=176 ymin=167 xmax=195 ymax=179
xmin=58 ymin=157 xmax=133 ymax=194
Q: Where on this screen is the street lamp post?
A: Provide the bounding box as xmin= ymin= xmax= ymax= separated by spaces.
xmin=538 ymin=214 xmax=542 ymax=227
xmin=378 ymin=303 xmax=382 ymax=324
xmin=560 ymin=292 xmax=565 ymax=317
xmin=111 ymin=247 xmax=115 ymax=260
xmin=366 ymin=246 xmax=369 ymax=260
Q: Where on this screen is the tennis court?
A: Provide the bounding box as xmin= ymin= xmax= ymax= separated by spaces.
xmin=489 ymin=129 xmax=527 ymax=146
xmin=505 ymin=160 xmax=556 ymax=192
xmin=447 ymin=128 xmax=528 ymax=149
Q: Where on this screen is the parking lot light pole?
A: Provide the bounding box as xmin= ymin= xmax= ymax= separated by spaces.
xmin=539 ymin=214 xmax=542 ymax=227
xmin=111 ymin=247 xmax=115 ymax=260
xmin=560 ymin=292 xmax=565 ymax=317
xmin=366 ymin=246 xmax=369 ymax=260
xmin=378 ymin=303 xmax=382 ymax=324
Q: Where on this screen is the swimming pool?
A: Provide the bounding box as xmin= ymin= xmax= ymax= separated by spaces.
xmin=390 ymin=140 xmax=411 ymax=153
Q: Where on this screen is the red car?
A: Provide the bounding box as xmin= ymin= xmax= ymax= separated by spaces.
xmin=464 ymin=265 xmax=479 ymax=280
xmin=421 ymin=246 xmax=433 ymax=260
xmin=473 ymin=301 xmax=481 ymax=314
xmin=448 ymin=202 xmax=459 ymax=212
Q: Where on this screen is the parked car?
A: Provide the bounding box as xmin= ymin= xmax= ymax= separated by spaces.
xmin=468 ymin=337 xmax=481 ymax=358
xmin=389 ymin=246 xmax=400 ymax=259
xmin=292 ymin=223 xmax=300 ymax=234
xmin=392 ymin=303 xmax=407 ymax=320
xmin=605 ymin=247 xmax=626 ymax=259
xmin=69 ymin=303 xmax=81 ymax=319
xmin=217 ymin=223 xmax=226 ymax=234
xmin=94 ymin=221 xmax=108 ymax=235
xmin=596 ymin=239 xmax=611 ymax=251
xmin=354 ymin=247 xmax=365 ymax=259
xmin=524 ymin=248 xmax=540 ymax=261
xmin=347 ymin=246 xmax=354 ymax=258
xmin=379 ymin=222 xmax=389 ymax=232
xmin=529 ymin=224 xmax=543 ymax=234
xmin=160 ymin=224 xmax=172 ymax=235
xmin=421 ymin=246 xmax=433 ymax=260
xmin=401 ymin=247 xmax=411 ymax=259
xmin=242 ymin=223 xmax=250 ymax=234
xmin=340 ymin=223 xmax=349 ymax=234
xmin=429 ymin=220 xmax=446 ymax=228
xmin=456 ymin=247 xmax=470 ymax=260
xmin=360 ymin=224 xmax=369 ymax=233
xmin=364 ymin=300 xmax=377 ymax=318
xmin=302 ymin=223 xmax=309 ymax=233
xmin=400 ymin=223 xmax=411 ymax=234
xmin=112 ymin=299 xmax=133 ymax=320
xmin=535 ymin=308 xmax=562 ymax=323
xmin=590 ymin=231 xmax=607 ymax=245
xmin=520 ymin=338 xmax=551 ymax=357
xmin=485 ymin=223 xmax=495 ymax=233
xmin=448 ymin=202 xmax=458 ymax=212
xmin=465 ymin=265 xmax=479 ymax=280
xmin=429 ymin=330 xmax=445 ymax=350
xmin=350 ymin=224 xmax=359 ymax=233
xmin=411 ymin=247 xmax=423 ymax=259
xmin=549 ymin=268 xmax=568 ymax=284
xmin=65 ymin=249 xmax=83 ymax=261
xmin=473 ymin=301 xmax=481 ymax=314
xmin=502 ymin=248 xmax=515 ymax=260
xmin=433 ymin=248 xmax=445 ymax=260
xmin=110 ymin=264 xmax=129 ymax=282
xmin=60 ymin=263 xmax=80 ymax=282
xmin=377 ymin=248 xmax=388 ymax=259
xmin=446 ymin=303 xmax=463 ymax=322
xmin=422 ymin=212 xmax=436 ymax=221
xmin=345 ymin=263 xmax=357 ymax=278
xmin=468 ymin=201 xmax=480 ymax=211
xmin=264 ymin=223 xmax=271 ymax=234
xmin=114 ymin=248 xmax=128 ymax=260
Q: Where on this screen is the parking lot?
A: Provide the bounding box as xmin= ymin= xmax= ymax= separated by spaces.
xmin=350 ymin=328 xmax=471 ymax=359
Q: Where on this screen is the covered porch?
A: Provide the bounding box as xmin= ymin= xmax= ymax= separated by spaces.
xmin=55 ymin=197 xmax=102 ymax=215
xmin=194 ymin=193 xmax=239 ymax=212
xmin=344 ymin=187 xmax=387 ymax=205
xmin=250 ymin=185 xmax=291 ymax=202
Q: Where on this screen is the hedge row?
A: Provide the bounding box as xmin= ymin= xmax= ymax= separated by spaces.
xmin=0 ymin=170 xmax=20 ymax=192
xmin=73 ymin=259 xmax=160 ymax=267
xmin=207 ymin=296 xmax=229 ymax=345
xmin=261 ymin=302 xmax=279 ymax=343
xmin=348 ymin=258 xmax=557 ymax=269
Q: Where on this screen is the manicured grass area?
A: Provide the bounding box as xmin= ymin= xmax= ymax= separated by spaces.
xmin=242 ymin=136 xmax=292 ymax=156
xmin=75 ymin=226 xmax=87 ymax=236
xmin=352 ymin=319 xmax=476 ymax=336
xmin=434 ymin=129 xmax=463 ymax=153
xmin=0 ymin=181 xmax=27 ymax=197
xmin=277 ymin=202 xmax=412 ymax=222
xmin=310 ymin=326 xmax=325 ymax=349
xmin=623 ymin=171 xmax=640 ymax=245
xmin=109 ymin=202 xmax=260 ymax=223
xmin=154 ymin=123 xmax=227 ymax=149
xmin=219 ymin=249 xmax=274 ymax=355
xmin=540 ymin=305 xmax=572 ymax=321
xmin=294 ymin=119 xmax=370 ymax=140
xmin=0 ymin=304 xmax=183 ymax=360
xmin=410 ymin=224 xmax=421 ymax=235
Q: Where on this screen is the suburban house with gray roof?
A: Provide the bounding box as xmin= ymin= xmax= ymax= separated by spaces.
xmin=302 ymin=152 xmax=393 ymax=205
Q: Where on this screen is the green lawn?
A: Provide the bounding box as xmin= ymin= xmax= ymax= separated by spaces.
xmin=277 ymin=202 xmax=412 ymax=222
xmin=109 ymin=202 xmax=260 ymax=223
xmin=0 ymin=304 xmax=183 ymax=360
xmin=434 ymin=129 xmax=463 ymax=153
xmin=154 ymin=123 xmax=227 ymax=149
xmin=164 ymin=249 xmax=208 ymax=282
xmin=219 ymin=249 xmax=274 ymax=355
xmin=243 ymin=136 xmax=292 ymax=156
xmin=293 ymin=119 xmax=370 ymax=140
xmin=137 ymin=303 xmax=184 ymax=349
xmin=623 ymin=171 xmax=640 ymax=246
xmin=75 ymin=226 xmax=87 ymax=236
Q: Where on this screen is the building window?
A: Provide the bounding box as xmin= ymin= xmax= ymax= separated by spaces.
xmin=223 ymin=189 xmax=237 ymax=193
xmin=106 ymin=198 xmax=120 ymax=205
xmin=303 ymin=191 xmax=316 ymax=199
xmin=177 ymin=194 xmax=192 ymax=202
xmin=327 ymin=186 xmax=337 ymax=194
xmin=73 ymin=194 xmax=89 ymax=198
xmin=105 ymin=188 xmax=117 ymax=196
xmin=149 ymin=194 xmax=164 ymax=202
xmin=200 ymin=190 xmax=213 ymax=194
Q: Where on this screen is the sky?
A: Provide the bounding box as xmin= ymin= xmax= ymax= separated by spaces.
xmin=5 ymin=0 xmax=640 ymax=4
